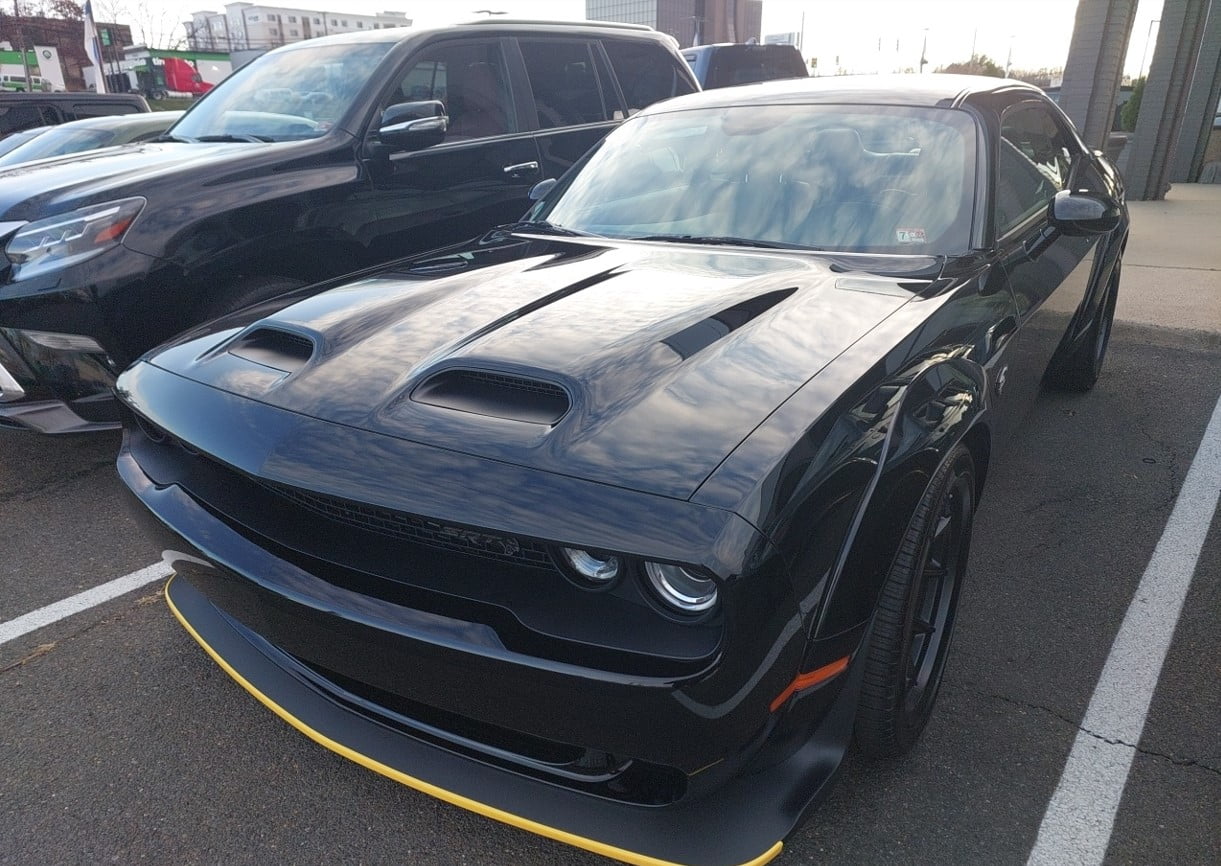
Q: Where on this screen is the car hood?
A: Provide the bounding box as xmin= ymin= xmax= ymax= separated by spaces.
xmin=148 ymin=235 xmax=934 ymax=499
xmin=0 ymin=140 xmax=291 ymax=220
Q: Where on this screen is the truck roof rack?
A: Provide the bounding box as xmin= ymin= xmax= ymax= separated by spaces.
xmin=459 ymin=18 xmax=654 ymax=32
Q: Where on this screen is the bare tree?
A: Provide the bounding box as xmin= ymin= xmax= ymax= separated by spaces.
xmin=129 ymin=0 xmax=184 ymax=49
xmin=46 ymin=0 xmax=82 ymax=19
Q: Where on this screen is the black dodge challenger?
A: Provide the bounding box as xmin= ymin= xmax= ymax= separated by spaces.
xmin=117 ymin=75 xmax=1127 ymax=866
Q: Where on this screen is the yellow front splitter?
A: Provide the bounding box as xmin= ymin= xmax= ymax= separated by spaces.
xmin=165 ymin=573 xmax=836 ymax=866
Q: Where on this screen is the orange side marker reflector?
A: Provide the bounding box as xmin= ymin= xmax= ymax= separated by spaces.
xmin=769 ymin=655 xmax=851 ymax=712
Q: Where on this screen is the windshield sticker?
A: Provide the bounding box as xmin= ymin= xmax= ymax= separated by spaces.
xmin=896 ymin=228 xmax=927 ymax=244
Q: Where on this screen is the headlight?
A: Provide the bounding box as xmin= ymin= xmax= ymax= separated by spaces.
xmin=644 ymin=562 xmax=718 ymax=614
xmin=560 ymin=547 xmax=620 ymax=584
xmin=6 ymin=197 xmax=145 ymax=281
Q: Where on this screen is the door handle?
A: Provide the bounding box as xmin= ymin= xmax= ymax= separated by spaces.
xmin=987 ymin=314 xmax=1018 ymax=354
xmin=503 ymin=161 xmax=540 ymax=176
xmin=1023 ymin=225 xmax=1056 ymax=259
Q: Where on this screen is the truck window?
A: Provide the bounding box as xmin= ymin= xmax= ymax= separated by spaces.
xmin=391 ymin=42 xmax=515 ymax=141
xmin=519 ymin=40 xmax=611 ymax=128
xmin=604 ymin=39 xmax=697 ymax=116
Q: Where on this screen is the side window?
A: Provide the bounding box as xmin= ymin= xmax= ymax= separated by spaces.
xmin=519 ymin=40 xmax=610 ymax=128
xmin=70 ymin=102 xmax=142 ymax=119
xmin=995 ymin=103 xmax=1074 ymax=235
xmin=391 ymin=42 xmax=515 ymax=141
xmin=604 ymin=39 xmax=697 ymax=117
xmin=0 ymin=104 xmax=59 ymax=136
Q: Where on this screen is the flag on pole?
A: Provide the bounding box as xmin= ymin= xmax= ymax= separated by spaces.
xmin=83 ymin=0 xmax=107 ymax=93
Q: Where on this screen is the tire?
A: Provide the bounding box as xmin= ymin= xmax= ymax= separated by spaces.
xmin=1048 ymin=260 xmax=1121 ymax=392
xmin=856 ymin=444 xmax=976 ymax=758
xmin=196 ymin=275 xmax=304 ymax=323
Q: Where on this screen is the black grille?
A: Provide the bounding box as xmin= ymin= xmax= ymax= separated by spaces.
xmin=411 ymin=368 xmax=571 ymax=425
xmin=459 ymin=370 xmax=568 ymax=399
xmin=261 ymin=480 xmax=554 ymax=569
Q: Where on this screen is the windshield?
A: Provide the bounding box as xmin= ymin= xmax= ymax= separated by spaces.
xmin=0 ymin=127 xmax=114 ymax=166
xmin=533 ymin=103 xmax=978 ymax=255
xmin=171 ymin=42 xmax=394 ymax=142
xmin=0 ymin=126 xmax=47 ymax=158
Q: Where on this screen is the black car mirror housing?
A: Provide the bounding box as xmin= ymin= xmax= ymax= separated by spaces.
xmin=376 ymin=100 xmax=448 ymax=152
xmin=528 ymin=178 xmax=557 ymax=201
xmin=1050 ymin=189 xmax=1122 ymax=236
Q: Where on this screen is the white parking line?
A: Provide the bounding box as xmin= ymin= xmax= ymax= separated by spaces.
xmin=1027 ymin=392 xmax=1221 ymax=866
xmin=0 ymin=561 xmax=171 ymax=647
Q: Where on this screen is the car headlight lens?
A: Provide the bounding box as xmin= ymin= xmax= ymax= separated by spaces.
xmin=560 ymin=547 xmax=620 ymax=583
xmin=644 ymin=562 xmax=718 ymax=613
xmin=6 ymin=197 xmax=145 ymax=281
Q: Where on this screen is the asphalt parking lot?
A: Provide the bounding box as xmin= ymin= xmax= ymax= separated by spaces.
xmin=2 ymin=187 xmax=1218 ymax=866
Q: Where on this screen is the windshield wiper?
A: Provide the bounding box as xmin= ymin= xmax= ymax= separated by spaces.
xmin=153 ymin=134 xmax=196 ymax=143
xmin=631 ymin=234 xmax=792 ymax=249
xmin=194 ymin=133 xmax=275 ymax=143
xmin=495 ymin=220 xmax=599 ymax=238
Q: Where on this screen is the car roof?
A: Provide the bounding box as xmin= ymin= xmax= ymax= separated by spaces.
xmin=639 ymin=73 xmax=1043 ymax=113
xmin=45 ymin=111 xmax=182 ymax=131
xmin=269 ymin=17 xmax=665 ymax=51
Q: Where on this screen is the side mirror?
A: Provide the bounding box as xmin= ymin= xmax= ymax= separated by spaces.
xmin=528 ymin=178 xmax=557 ymax=201
xmin=1049 ymin=189 xmax=1121 ymax=236
xmin=376 ymin=100 xmax=447 ymax=152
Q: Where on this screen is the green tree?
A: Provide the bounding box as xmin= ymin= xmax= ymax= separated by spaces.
xmin=1121 ymin=77 xmax=1145 ymax=131
xmin=937 ymin=53 xmax=1005 ymax=78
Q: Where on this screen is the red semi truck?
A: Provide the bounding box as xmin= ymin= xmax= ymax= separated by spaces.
xmin=131 ymin=57 xmax=213 ymax=100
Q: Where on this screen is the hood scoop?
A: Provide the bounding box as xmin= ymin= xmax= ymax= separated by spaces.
xmin=661 ymin=288 xmax=796 ymax=360
xmin=411 ymin=368 xmax=571 ymax=426
xmin=227 ymin=327 xmax=315 ymax=373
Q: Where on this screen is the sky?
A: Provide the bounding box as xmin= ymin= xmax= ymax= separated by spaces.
xmin=119 ymin=0 xmax=1164 ymax=80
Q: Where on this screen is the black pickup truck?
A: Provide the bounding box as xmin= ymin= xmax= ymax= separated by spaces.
xmin=0 ymin=20 xmax=695 ymax=432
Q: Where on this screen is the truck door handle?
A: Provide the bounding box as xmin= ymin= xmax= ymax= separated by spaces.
xmin=503 ymin=161 xmax=540 ymax=176
xmin=987 ymin=314 xmax=1018 ymax=354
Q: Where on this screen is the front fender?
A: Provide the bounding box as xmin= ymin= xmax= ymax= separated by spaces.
xmin=809 ymin=351 xmax=989 ymax=644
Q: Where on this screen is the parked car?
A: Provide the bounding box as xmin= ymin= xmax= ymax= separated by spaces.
xmin=0 ymin=125 xmax=49 ymax=157
xmin=682 ymin=42 xmax=807 ymax=88
xmin=0 ymin=111 xmax=182 ymax=168
xmin=116 ymin=75 xmax=1127 ymax=866
xmin=0 ymin=91 xmax=150 ymax=139
xmin=0 ymin=21 xmax=696 ymax=433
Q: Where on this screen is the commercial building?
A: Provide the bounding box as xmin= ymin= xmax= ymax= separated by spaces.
xmin=0 ymin=15 xmax=131 ymax=91
xmin=186 ymin=4 xmax=411 ymax=52
xmin=585 ymin=0 xmax=762 ymax=48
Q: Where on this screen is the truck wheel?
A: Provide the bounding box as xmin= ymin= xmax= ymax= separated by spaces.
xmin=855 ymin=444 xmax=976 ymax=758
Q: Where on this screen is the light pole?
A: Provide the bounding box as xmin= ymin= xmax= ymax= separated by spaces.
xmin=919 ymin=28 xmax=928 ymax=73
xmin=1137 ymin=18 xmax=1159 ymax=81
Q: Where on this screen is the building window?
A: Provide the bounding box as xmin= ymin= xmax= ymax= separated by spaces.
xmin=357 ymin=21 xmax=363 ymax=27
xmin=248 ymin=14 xmax=259 ymax=21
xmin=331 ymin=19 xmax=337 ymax=26
xmin=341 ymin=20 xmax=348 ymax=26
xmin=288 ymin=15 xmax=296 ymax=23
xmin=290 ymin=29 xmax=298 ymax=36
xmin=314 ymin=17 xmax=320 ymax=24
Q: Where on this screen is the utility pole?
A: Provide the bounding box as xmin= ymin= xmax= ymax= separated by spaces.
xmin=919 ymin=28 xmax=928 ymax=73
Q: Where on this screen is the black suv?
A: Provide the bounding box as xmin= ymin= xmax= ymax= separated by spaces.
xmin=0 ymin=21 xmax=696 ymax=433
xmin=0 ymin=92 xmax=151 ymax=139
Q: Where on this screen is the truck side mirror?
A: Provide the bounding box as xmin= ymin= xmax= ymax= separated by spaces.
xmin=376 ymin=100 xmax=447 ymax=152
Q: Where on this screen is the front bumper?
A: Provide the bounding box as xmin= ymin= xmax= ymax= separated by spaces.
xmin=116 ymin=362 xmax=865 ymax=865
xmin=0 ymin=243 xmax=165 ymax=433
xmin=0 ymin=330 xmax=118 ymax=432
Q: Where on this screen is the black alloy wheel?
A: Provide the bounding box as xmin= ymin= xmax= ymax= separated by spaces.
xmin=856 ymin=444 xmax=976 ymax=758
